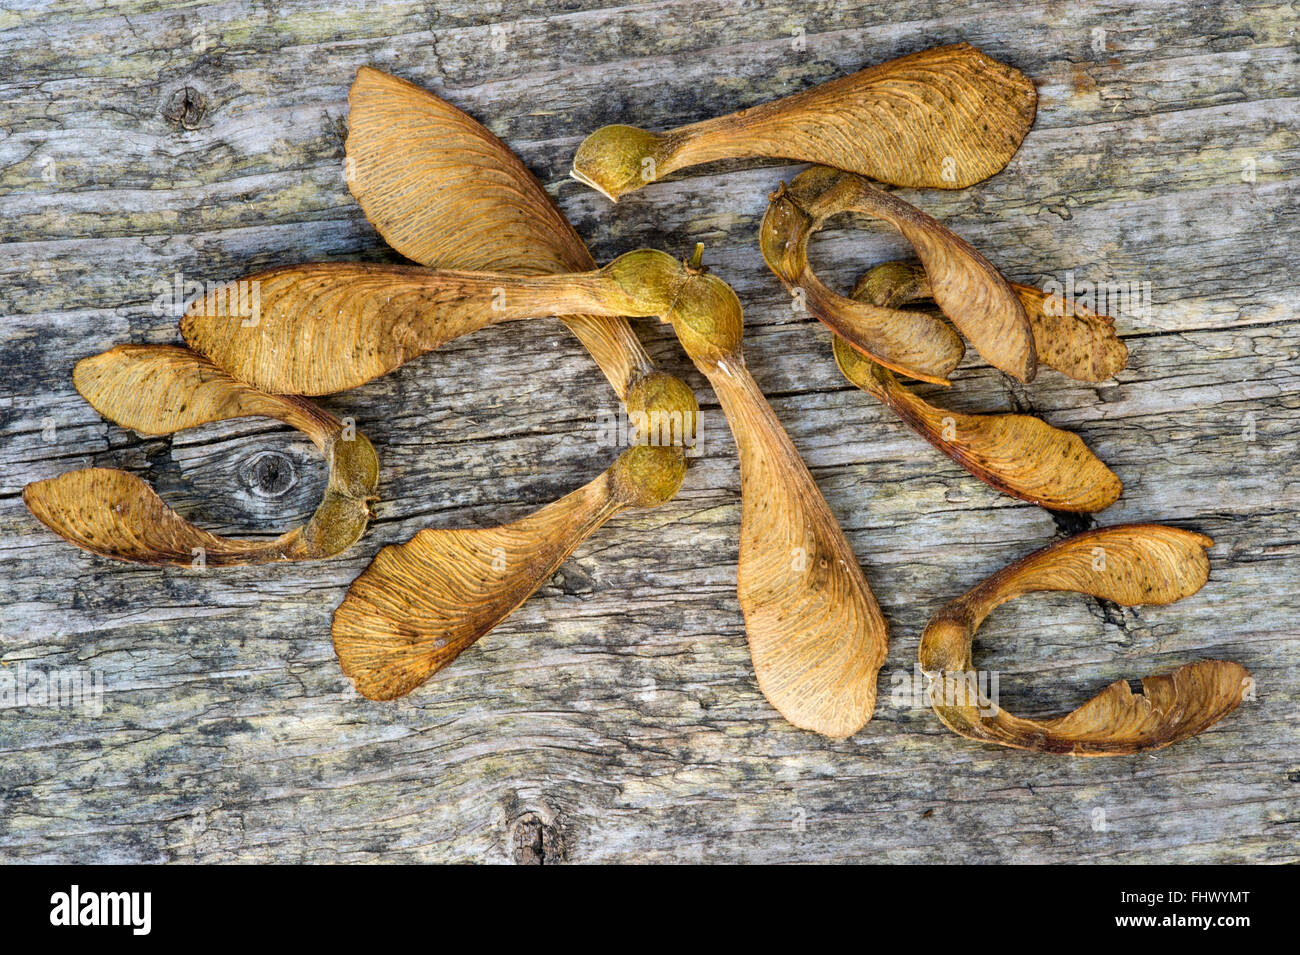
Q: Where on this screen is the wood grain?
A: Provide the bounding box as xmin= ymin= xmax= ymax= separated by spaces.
xmin=0 ymin=0 xmax=1296 ymax=863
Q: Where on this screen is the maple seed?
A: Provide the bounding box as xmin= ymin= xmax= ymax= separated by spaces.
xmin=326 ymin=247 xmax=891 ymax=738
xmin=332 ymin=372 xmax=696 ymax=701
xmin=836 ymin=263 xmax=1124 ymax=513
xmin=853 ymin=260 xmax=1129 ymax=382
xmin=571 ymin=43 xmax=1036 ymax=201
xmin=659 ymin=248 xmax=888 ymax=739
xmin=918 ymin=524 xmax=1250 ymax=755
xmin=762 ymin=165 xmax=1036 ymax=383
xmin=24 ymin=345 xmax=378 ymax=566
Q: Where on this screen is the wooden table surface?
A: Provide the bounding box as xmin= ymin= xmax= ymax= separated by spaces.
xmin=1 ymin=0 xmax=1296 ymax=863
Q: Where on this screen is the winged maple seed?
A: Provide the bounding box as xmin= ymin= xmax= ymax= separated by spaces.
xmin=570 ymin=42 xmax=1036 ymax=201
xmin=762 ymin=165 xmax=1035 ymax=382
xmin=345 ymin=65 xmax=656 ymax=400
xmin=836 ymin=262 xmax=1123 ymax=513
xmin=760 ymin=183 xmax=963 ymax=385
xmin=918 ymin=525 xmax=1250 ymax=755
xmin=665 ymin=246 xmax=887 ymax=738
xmin=853 ymin=260 xmax=1128 ymax=382
xmin=332 ymin=372 xmax=695 ymax=701
xmin=834 ymin=339 xmax=1120 ymax=512
xmin=23 ymin=345 xmax=378 ymax=565
xmin=328 ymin=246 xmax=886 ymax=736
xmin=180 ymin=261 xmax=658 ymax=397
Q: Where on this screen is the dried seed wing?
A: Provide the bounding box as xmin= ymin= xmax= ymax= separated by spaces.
xmin=23 ymin=468 xmax=302 ymax=566
xmin=346 ymin=66 xmax=653 ymax=396
xmin=180 ymin=263 xmax=628 ymax=396
xmin=853 ymin=261 xmax=1128 ymax=381
xmin=714 ymin=367 xmax=888 ymax=737
xmin=833 ymin=337 xmax=1121 ymax=512
xmin=73 ymin=343 xmax=333 ymax=444
xmin=760 ymin=177 xmax=965 ymax=385
xmin=919 ymin=524 xmax=1250 ymax=755
xmin=1027 ymin=661 xmax=1247 ymax=749
xmin=347 ymin=66 xmax=592 ymax=275
xmin=573 ymin=43 xmax=1036 ymax=200
xmin=949 ymin=524 xmax=1214 ymax=618
xmin=849 ymin=259 xmax=932 ymax=309
xmin=332 ymin=473 xmax=623 ymax=700
xmin=1015 ymin=283 xmax=1128 ymax=382
xmin=823 ymin=170 xmax=1034 ymax=381
xmin=665 ymin=257 xmax=887 ymax=737
xmin=333 ymin=444 xmax=686 ymax=699
xmin=27 ymin=345 xmax=377 ymax=565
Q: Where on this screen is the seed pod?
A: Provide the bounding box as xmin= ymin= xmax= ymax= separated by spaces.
xmin=919 ymin=524 xmax=1250 ymax=755
xmin=834 ymin=338 xmax=1120 ymax=512
xmin=664 ymin=247 xmax=888 ymax=738
xmin=180 ymin=263 xmax=652 ymax=397
xmin=23 ymin=345 xmax=378 ymax=565
xmin=571 ymin=43 xmax=1036 ymax=201
xmin=332 ymin=372 xmax=696 ymax=700
xmin=837 ymin=261 xmax=1122 ymax=512
xmin=762 ymin=165 xmax=1034 ymax=382
xmin=180 ymin=249 xmax=736 ymax=398
xmin=345 ymin=65 xmax=655 ymax=399
xmin=852 ymin=260 xmax=1128 ymax=382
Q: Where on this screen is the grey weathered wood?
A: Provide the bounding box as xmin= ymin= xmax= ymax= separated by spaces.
xmin=1 ymin=0 xmax=1297 ymax=863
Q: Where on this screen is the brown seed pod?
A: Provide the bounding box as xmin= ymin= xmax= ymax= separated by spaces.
xmin=180 ymin=262 xmax=652 ymax=397
xmin=761 ymin=165 xmax=1035 ymax=382
xmin=23 ymin=345 xmax=378 ymax=566
xmin=345 ymin=65 xmax=654 ymax=399
xmin=761 ymin=185 xmax=963 ymax=385
xmin=332 ymin=374 xmax=695 ymax=700
xmin=852 ymin=260 xmax=1128 ymax=382
xmin=839 ymin=260 xmax=1122 ymax=512
xmin=330 ymin=247 xmax=887 ymax=732
xmin=918 ymin=524 xmax=1250 ymax=755
xmin=571 ymin=43 xmax=1036 ymax=201
xmin=834 ymin=338 xmax=1121 ymax=512
xmin=180 ymin=248 xmax=770 ymax=398
xmin=664 ymin=247 xmax=888 ymax=738
xmin=325 ymin=68 xmax=702 ymax=701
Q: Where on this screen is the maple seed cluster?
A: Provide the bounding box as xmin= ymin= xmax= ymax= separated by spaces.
xmin=26 ymin=45 xmax=1249 ymax=751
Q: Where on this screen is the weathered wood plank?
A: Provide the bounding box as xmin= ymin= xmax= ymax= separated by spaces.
xmin=0 ymin=0 xmax=1296 ymax=863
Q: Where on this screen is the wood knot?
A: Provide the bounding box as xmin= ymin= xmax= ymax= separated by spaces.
xmin=510 ymin=811 xmax=567 ymax=865
xmin=240 ymin=450 xmax=296 ymax=499
xmin=162 ymin=86 xmax=207 ymax=130
xmin=550 ymin=562 xmax=595 ymax=597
